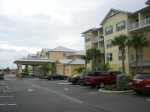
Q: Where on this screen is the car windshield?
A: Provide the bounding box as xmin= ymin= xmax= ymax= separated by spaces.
xmin=134 ymin=73 xmax=150 ymax=79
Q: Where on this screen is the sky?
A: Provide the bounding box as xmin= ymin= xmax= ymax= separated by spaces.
xmin=0 ymin=0 xmax=146 ymax=68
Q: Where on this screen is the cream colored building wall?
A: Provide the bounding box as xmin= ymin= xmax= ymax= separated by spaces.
xmin=103 ymin=13 xmax=130 ymax=73
xmin=48 ymin=51 xmax=64 ymax=61
xmin=56 ymin=64 xmax=64 ymax=75
xmin=63 ymin=64 xmax=85 ymax=76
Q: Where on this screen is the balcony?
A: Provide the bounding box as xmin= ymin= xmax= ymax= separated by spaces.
xmin=92 ymin=36 xmax=103 ymax=43
xmin=128 ymin=17 xmax=150 ymax=31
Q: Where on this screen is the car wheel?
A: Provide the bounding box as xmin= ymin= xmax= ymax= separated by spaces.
xmin=134 ymin=90 xmax=142 ymax=95
xmin=97 ymin=82 xmax=104 ymax=89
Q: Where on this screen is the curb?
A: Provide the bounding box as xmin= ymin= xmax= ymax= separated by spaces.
xmin=98 ymin=89 xmax=133 ymax=94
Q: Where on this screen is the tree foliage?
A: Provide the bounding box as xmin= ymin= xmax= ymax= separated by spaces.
xmin=111 ymin=34 xmax=128 ymax=73
xmin=128 ymin=34 xmax=150 ymax=73
xmin=86 ymin=48 xmax=102 ymax=71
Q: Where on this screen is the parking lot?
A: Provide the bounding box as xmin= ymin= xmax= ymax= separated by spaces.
xmin=0 ymin=75 xmax=150 ymax=112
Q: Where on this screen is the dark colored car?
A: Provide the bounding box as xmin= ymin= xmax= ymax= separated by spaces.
xmin=68 ymin=73 xmax=87 ymax=85
xmin=84 ymin=71 xmax=117 ymax=88
xmin=131 ymin=73 xmax=150 ymax=94
xmin=47 ymin=74 xmax=68 ymax=80
xmin=68 ymin=71 xmax=93 ymax=85
xmin=0 ymin=72 xmax=4 ymax=80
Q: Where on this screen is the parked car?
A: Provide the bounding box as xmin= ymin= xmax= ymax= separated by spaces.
xmin=0 ymin=71 xmax=4 ymax=80
xmin=68 ymin=71 xmax=93 ymax=85
xmin=68 ymin=73 xmax=84 ymax=85
xmin=84 ymin=71 xmax=117 ymax=88
xmin=47 ymin=74 xmax=68 ymax=80
xmin=131 ymin=73 xmax=150 ymax=94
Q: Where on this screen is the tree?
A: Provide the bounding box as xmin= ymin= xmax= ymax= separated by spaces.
xmin=128 ymin=34 xmax=150 ymax=73
xmin=74 ymin=67 xmax=85 ymax=74
xmin=81 ymin=55 xmax=90 ymax=71
xmin=111 ymin=34 xmax=128 ymax=73
xmin=40 ymin=63 xmax=53 ymax=77
xmin=98 ymin=63 xmax=110 ymax=71
xmin=86 ymin=48 xmax=102 ymax=71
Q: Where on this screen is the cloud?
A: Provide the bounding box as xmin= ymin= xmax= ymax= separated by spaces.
xmin=0 ymin=0 xmax=146 ymax=68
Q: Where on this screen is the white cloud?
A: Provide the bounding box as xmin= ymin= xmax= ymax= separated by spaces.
xmin=0 ymin=0 xmax=146 ymax=68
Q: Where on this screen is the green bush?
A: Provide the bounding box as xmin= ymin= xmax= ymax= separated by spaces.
xmin=104 ymin=74 xmax=132 ymax=91
xmin=116 ymin=74 xmax=132 ymax=90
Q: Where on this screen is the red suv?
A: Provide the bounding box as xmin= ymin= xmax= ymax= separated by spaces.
xmin=84 ymin=71 xmax=117 ymax=88
xmin=131 ymin=73 xmax=150 ymax=94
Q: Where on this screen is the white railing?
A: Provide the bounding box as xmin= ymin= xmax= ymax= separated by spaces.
xmin=92 ymin=36 xmax=103 ymax=43
xmin=128 ymin=22 xmax=139 ymax=31
xmin=128 ymin=17 xmax=150 ymax=31
xmin=141 ymin=17 xmax=150 ymax=26
xmin=93 ymin=37 xmax=99 ymax=43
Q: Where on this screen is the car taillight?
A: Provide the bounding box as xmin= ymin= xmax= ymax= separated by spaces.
xmin=133 ymin=79 xmax=143 ymax=83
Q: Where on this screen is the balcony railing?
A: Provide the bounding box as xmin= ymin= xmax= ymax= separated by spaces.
xmin=141 ymin=17 xmax=150 ymax=26
xmin=128 ymin=17 xmax=150 ymax=31
xmin=128 ymin=22 xmax=139 ymax=31
xmin=92 ymin=36 xmax=103 ymax=43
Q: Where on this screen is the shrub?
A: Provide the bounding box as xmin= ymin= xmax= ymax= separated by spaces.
xmin=104 ymin=74 xmax=132 ymax=91
xmin=116 ymin=74 xmax=132 ymax=90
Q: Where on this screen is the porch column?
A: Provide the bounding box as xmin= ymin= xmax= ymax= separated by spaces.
xmin=16 ymin=63 xmax=22 ymax=77
xmin=138 ymin=13 xmax=142 ymax=27
xmin=97 ymin=30 xmax=100 ymax=49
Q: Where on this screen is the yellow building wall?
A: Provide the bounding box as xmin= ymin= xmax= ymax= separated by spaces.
xmin=143 ymin=67 xmax=150 ymax=73
xmin=49 ymin=51 xmax=64 ymax=61
xmin=64 ymin=64 xmax=85 ymax=76
xmin=102 ymin=13 xmax=130 ymax=73
xmin=56 ymin=64 xmax=64 ymax=75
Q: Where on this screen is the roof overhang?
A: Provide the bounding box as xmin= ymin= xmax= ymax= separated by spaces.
xmin=14 ymin=59 xmax=55 ymax=65
xmin=82 ymin=27 xmax=102 ymax=35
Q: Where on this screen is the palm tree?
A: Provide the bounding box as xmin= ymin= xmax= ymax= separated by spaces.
xmin=128 ymin=34 xmax=150 ymax=73
xmin=111 ymin=34 xmax=128 ymax=73
xmin=86 ymin=48 xmax=101 ymax=71
xmin=81 ymin=55 xmax=89 ymax=71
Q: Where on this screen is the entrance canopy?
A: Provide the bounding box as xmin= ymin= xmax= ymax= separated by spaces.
xmin=14 ymin=58 xmax=55 ymax=65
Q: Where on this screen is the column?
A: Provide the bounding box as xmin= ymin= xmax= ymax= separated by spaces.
xmin=138 ymin=13 xmax=142 ymax=27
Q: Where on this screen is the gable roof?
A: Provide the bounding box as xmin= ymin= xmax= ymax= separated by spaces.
xmin=69 ymin=59 xmax=85 ymax=65
xmin=82 ymin=27 xmax=102 ymax=34
xmin=51 ymin=46 xmax=76 ymax=52
xmin=58 ymin=59 xmax=72 ymax=64
xmin=146 ymin=0 xmax=150 ymax=5
xmin=58 ymin=58 xmax=85 ymax=65
xmin=100 ymin=8 xmax=131 ymax=25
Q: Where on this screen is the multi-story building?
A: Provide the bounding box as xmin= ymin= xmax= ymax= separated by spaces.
xmin=82 ymin=27 xmax=105 ymax=70
xmin=82 ymin=0 xmax=150 ymax=73
xmin=101 ymin=9 xmax=130 ymax=73
xmin=128 ymin=3 xmax=150 ymax=72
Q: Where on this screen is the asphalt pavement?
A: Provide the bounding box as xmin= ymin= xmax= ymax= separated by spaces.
xmin=0 ymin=74 xmax=150 ymax=112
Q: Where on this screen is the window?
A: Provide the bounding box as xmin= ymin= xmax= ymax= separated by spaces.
xmin=105 ymin=26 xmax=113 ymax=35
xmin=106 ymin=40 xmax=113 ymax=48
xmin=107 ymin=53 xmax=113 ymax=61
xmin=116 ymin=21 xmax=126 ymax=31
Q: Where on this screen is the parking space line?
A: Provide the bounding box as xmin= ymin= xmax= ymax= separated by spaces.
xmin=0 ymin=104 xmax=17 ymax=106
xmin=7 ymin=104 xmax=17 ymax=106
xmin=0 ymin=96 xmax=14 ymax=98
xmin=0 ymin=104 xmax=6 ymax=106
xmin=146 ymin=99 xmax=150 ymax=102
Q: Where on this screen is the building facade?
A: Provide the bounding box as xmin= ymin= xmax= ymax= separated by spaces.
xmin=82 ymin=27 xmax=105 ymax=70
xmin=82 ymin=1 xmax=150 ymax=73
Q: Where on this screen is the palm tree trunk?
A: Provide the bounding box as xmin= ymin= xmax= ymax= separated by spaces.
xmin=135 ymin=49 xmax=138 ymax=74
xmin=85 ymin=61 xmax=87 ymax=71
xmin=122 ymin=49 xmax=125 ymax=73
